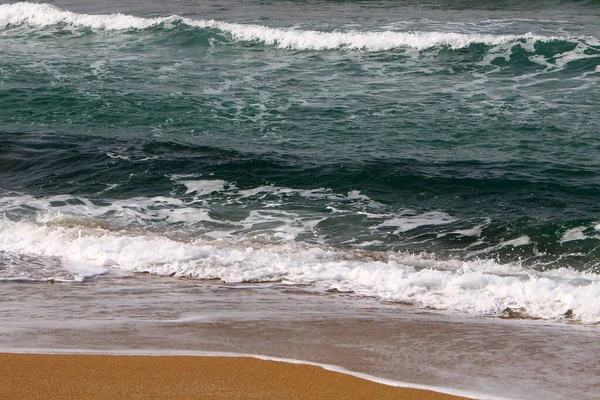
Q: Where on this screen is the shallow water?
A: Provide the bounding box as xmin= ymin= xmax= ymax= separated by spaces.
xmin=1 ymin=272 xmax=598 ymax=400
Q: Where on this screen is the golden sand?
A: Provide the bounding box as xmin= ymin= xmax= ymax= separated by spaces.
xmin=0 ymin=353 xmax=470 ymax=400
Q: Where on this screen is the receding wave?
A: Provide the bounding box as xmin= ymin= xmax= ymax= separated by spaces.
xmin=0 ymin=2 xmax=590 ymax=51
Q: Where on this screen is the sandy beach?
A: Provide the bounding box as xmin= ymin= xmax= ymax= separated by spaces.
xmin=0 ymin=353 xmax=470 ymax=400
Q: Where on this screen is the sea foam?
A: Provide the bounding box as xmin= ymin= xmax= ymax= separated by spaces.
xmin=0 ymin=2 xmax=578 ymax=51
xmin=1 ymin=216 xmax=598 ymax=323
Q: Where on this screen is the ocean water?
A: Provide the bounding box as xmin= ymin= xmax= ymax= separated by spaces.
xmin=2 ymin=0 xmax=600 ymax=323
xmin=3 ymin=0 xmax=600 ymax=324
xmin=2 ymin=1 xmax=600 ymax=398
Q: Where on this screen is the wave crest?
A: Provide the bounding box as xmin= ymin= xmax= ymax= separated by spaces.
xmin=0 ymin=2 xmax=580 ymax=51
xmin=1 ymin=215 xmax=599 ymax=324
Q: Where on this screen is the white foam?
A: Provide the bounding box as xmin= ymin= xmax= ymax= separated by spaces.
xmin=0 ymin=194 xmax=221 ymax=227
xmin=1 ymin=217 xmax=598 ymax=323
xmin=60 ymin=259 xmax=110 ymax=277
xmin=0 ymin=3 xmax=578 ymax=51
xmin=211 ymin=25 xmax=556 ymax=51
xmin=560 ymin=227 xmax=590 ymax=244
xmin=378 ymin=211 xmax=457 ymax=233
xmin=0 ymin=188 xmax=353 ymax=243
xmin=0 ymin=245 xmax=107 ymax=283
xmin=236 ymin=185 xmax=375 ymax=203
xmin=501 ymin=236 xmax=531 ymax=247
xmin=347 ymin=190 xmax=370 ymax=201
xmin=449 ymin=220 xmax=489 ymax=237
xmin=0 ymin=3 xmax=169 ymax=30
xmin=467 ymin=235 xmax=531 ymax=258
xmin=553 ymin=42 xmax=599 ymax=68
xmin=180 ymin=179 xmax=230 ymax=196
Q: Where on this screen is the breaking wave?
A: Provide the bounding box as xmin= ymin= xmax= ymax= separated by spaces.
xmin=0 ymin=203 xmax=598 ymax=324
xmin=1 ymin=2 xmax=592 ymax=51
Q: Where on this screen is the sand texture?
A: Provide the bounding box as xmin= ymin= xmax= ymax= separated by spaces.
xmin=0 ymin=353 xmax=470 ymax=400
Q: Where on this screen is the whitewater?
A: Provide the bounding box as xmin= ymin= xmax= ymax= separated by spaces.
xmin=1 ymin=188 xmax=599 ymax=323
xmin=0 ymin=2 xmax=589 ymax=50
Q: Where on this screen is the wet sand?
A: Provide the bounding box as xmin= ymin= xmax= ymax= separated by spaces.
xmin=2 ymin=277 xmax=598 ymax=399
xmin=0 ymin=353 xmax=470 ymax=400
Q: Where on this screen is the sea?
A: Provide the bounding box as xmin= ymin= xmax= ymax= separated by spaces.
xmin=1 ymin=0 xmax=599 ymax=399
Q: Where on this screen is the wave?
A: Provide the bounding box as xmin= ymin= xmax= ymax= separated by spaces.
xmin=0 ymin=207 xmax=599 ymax=324
xmin=0 ymin=2 xmax=588 ymax=51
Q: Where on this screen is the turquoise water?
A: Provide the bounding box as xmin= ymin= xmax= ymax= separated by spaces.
xmin=1 ymin=0 xmax=600 ymax=322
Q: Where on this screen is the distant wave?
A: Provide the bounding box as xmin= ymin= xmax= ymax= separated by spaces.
xmin=0 ymin=2 xmax=587 ymax=51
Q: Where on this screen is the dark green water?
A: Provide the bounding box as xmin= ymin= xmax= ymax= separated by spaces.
xmin=1 ymin=0 xmax=599 ymax=322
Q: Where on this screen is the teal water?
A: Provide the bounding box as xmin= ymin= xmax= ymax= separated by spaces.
xmin=1 ymin=0 xmax=600 ymax=322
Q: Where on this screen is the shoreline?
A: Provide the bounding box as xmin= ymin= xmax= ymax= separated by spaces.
xmin=2 ymin=274 xmax=597 ymax=400
xmin=0 ymin=352 xmax=475 ymax=400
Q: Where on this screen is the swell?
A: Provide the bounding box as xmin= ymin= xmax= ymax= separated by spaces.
xmin=1 ymin=2 xmax=594 ymax=51
xmin=3 ymin=132 xmax=600 ymax=210
xmin=2 ymin=133 xmax=600 ymax=273
xmin=2 ymin=132 xmax=599 ymax=211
